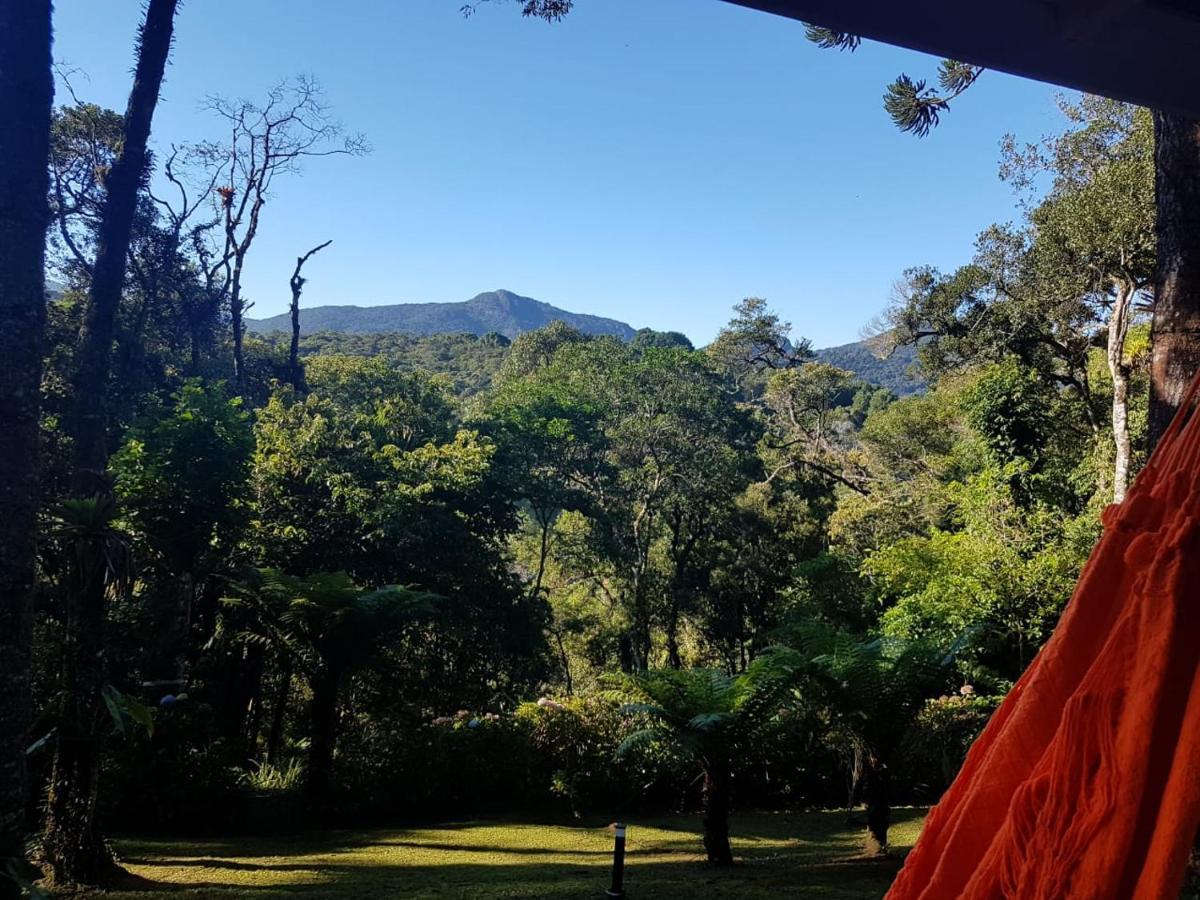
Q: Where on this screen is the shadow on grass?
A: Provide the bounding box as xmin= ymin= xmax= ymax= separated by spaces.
xmin=87 ymin=810 xmax=924 ymax=900
xmin=99 ymin=860 xmax=909 ymax=900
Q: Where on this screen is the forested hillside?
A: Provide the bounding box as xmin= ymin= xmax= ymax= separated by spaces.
xmin=815 ymin=340 xmax=924 ymax=396
xmin=247 ymin=289 xmax=637 ymax=339
xmin=269 ymin=324 xmax=922 ymax=398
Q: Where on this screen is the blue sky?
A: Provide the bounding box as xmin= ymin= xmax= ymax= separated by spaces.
xmin=52 ymin=0 xmax=1067 ymax=348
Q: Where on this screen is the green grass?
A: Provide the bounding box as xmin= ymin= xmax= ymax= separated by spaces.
xmin=85 ymin=809 xmax=925 ymax=899
xmin=82 ymin=811 xmax=926 ymax=900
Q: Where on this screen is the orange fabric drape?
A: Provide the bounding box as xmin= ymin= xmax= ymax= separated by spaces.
xmin=887 ymin=379 xmax=1200 ymax=900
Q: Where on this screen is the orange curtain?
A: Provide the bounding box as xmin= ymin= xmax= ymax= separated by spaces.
xmin=887 ymin=382 xmax=1200 ymax=900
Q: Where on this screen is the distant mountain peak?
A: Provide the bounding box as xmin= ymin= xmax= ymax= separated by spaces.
xmin=247 ymin=290 xmax=637 ymax=341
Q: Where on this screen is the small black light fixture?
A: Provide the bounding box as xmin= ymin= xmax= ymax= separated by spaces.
xmin=606 ymin=822 xmax=627 ymax=898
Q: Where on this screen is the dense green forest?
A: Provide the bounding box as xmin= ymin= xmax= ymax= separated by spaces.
xmin=263 ymin=326 xmax=913 ymax=399
xmin=1 ymin=5 xmax=1176 ymax=893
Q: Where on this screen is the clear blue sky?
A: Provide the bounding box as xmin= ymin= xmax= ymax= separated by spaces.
xmin=52 ymin=0 xmax=1067 ymax=348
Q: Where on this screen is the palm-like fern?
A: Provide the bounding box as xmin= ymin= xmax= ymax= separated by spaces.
xmin=224 ymin=569 xmax=436 ymax=795
xmin=613 ymin=663 xmax=793 ymax=865
xmin=44 ymin=495 xmax=132 ymax=598
xmin=769 ymin=623 xmax=958 ymax=853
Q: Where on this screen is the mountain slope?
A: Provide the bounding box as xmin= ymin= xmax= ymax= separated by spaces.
xmin=814 ymin=340 xmax=925 ymax=397
xmin=247 ymin=289 xmax=637 ymax=341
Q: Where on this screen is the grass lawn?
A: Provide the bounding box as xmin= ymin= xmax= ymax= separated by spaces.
xmin=80 ymin=808 xmax=925 ymax=899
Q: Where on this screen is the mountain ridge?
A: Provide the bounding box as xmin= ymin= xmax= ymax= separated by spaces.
xmin=247 ymin=289 xmax=637 ymax=341
xmin=251 ymin=289 xmax=925 ymax=396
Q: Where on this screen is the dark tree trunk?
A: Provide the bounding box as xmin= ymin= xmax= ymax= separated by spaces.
xmin=665 ymin=605 xmax=683 ymax=670
xmin=702 ymin=763 xmax=734 ymax=866
xmin=68 ymin=0 xmax=178 ymax=497
xmin=288 ymin=240 xmax=330 ymax=393
xmin=288 ymin=291 xmax=303 ymax=391
xmin=266 ymin=659 xmax=293 ymax=766
xmin=145 ymin=573 xmax=193 ymax=693
xmin=236 ymin=644 xmax=266 ymax=760
xmin=41 ymin=560 xmax=113 ymax=886
xmin=45 ymin=2 xmax=179 ymax=885
xmin=0 ymin=3 xmax=52 ymax=894
xmin=229 ymin=256 xmax=248 ymax=392
xmin=861 ymin=755 xmax=891 ymax=856
xmin=306 ymin=667 xmax=341 ymax=798
xmin=845 ymin=743 xmax=865 ymax=819
xmin=630 ymin=585 xmax=652 ymax=673
xmin=552 ymin=629 xmax=573 ymax=697
xmin=214 ymin=644 xmax=262 ymax=754
xmin=1149 ymin=111 xmax=1200 ymax=446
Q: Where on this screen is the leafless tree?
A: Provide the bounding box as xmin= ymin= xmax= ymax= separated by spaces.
xmin=288 ymin=239 xmax=332 ymax=391
xmin=203 ymin=77 xmax=366 ymax=389
xmin=144 ymin=141 xmax=229 ymax=370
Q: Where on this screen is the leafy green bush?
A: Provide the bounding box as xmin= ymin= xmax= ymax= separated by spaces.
xmin=901 ymin=690 xmax=1002 ymax=800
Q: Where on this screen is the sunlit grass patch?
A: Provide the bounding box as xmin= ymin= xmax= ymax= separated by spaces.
xmin=82 ymin=809 xmax=925 ymax=899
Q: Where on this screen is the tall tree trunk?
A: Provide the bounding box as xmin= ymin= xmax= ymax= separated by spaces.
xmin=144 ymin=572 xmax=193 ymax=695
xmin=628 ymin=575 xmax=652 ymax=672
xmin=861 ymin=753 xmax=891 ymax=857
xmin=68 ymin=0 xmax=177 ymax=498
xmin=41 ymin=559 xmax=113 ymax=886
xmin=44 ymin=2 xmax=179 ymax=884
xmin=229 ymin=256 xmax=247 ymax=391
xmin=0 ymin=3 xmax=52 ymax=894
xmin=1149 ymin=111 xmax=1200 ymax=446
xmin=1107 ymin=281 xmax=1135 ymax=503
xmin=266 ymin=659 xmax=293 ymax=766
xmin=530 ymin=508 xmax=553 ymax=602
xmin=288 ymin=289 xmax=303 ymax=391
xmin=845 ymin=743 xmax=865 ymax=819
xmin=665 ymin=601 xmax=683 ymax=670
xmin=702 ymin=762 xmax=734 ymax=866
xmin=551 ymin=628 xmax=573 ymax=696
xmin=306 ymin=667 xmax=341 ymax=798
xmin=287 ymin=240 xmax=330 ymax=393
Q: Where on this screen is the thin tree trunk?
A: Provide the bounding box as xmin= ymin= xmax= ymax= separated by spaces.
xmin=629 ymin=575 xmax=652 ymax=673
xmin=45 ymin=2 xmax=178 ymax=884
xmin=1107 ymin=281 xmax=1135 ymax=503
xmin=702 ymin=763 xmax=734 ymax=866
xmin=530 ymin=509 xmax=553 ymax=602
xmin=306 ymin=667 xmax=341 ymax=798
xmin=1149 ymin=111 xmax=1200 ymax=446
xmin=229 ymin=257 xmax=247 ymax=391
xmin=234 ymin=644 xmax=266 ymax=761
xmin=288 ymin=240 xmax=330 ymax=393
xmin=144 ymin=572 xmax=192 ymax=701
xmin=266 ymin=659 xmax=293 ymax=766
xmin=552 ymin=628 xmax=573 ymax=696
xmin=845 ymin=744 xmax=864 ymax=820
xmin=665 ymin=601 xmax=683 ymax=670
xmin=0 ymin=4 xmax=52 ymax=894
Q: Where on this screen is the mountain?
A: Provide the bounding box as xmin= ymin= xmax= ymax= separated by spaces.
xmin=252 ymin=288 xmax=925 ymax=395
xmin=814 ymin=339 xmax=925 ymax=397
xmin=247 ymin=289 xmax=637 ymax=341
